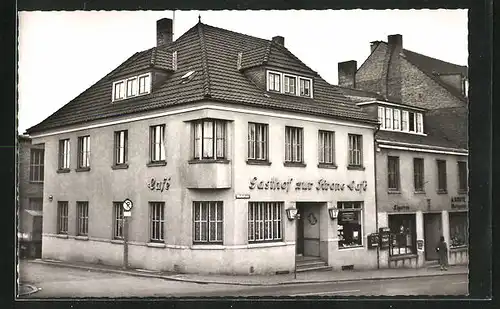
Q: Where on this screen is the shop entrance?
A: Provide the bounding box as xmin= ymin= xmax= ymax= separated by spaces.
xmin=424 ymin=213 xmax=443 ymax=261
xmin=296 ymin=202 xmax=322 ymax=257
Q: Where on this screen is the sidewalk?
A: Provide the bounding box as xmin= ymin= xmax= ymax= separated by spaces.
xmin=28 ymin=259 xmax=468 ymax=287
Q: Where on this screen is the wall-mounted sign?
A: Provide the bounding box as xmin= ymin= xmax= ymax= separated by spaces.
xmin=451 ymin=196 xmax=467 ymax=209
xmin=124 ymin=211 xmax=132 ymax=217
xmin=367 ymin=233 xmax=380 ymax=249
xmin=417 ymin=239 xmax=424 ymax=251
xmin=249 ymin=177 xmax=368 ymax=194
xmin=235 ymin=193 xmax=251 ymax=199
xmin=378 ymin=227 xmax=391 ymax=250
xmin=339 ymin=211 xmax=355 ymax=222
xmin=147 ymin=177 xmax=171 ymax=193
xmin=122 ymin=199 xmax=133 ymax=211
xmin=393 ymin=204 xmax=410 ymax=212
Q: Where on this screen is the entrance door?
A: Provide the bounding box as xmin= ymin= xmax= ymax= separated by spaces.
xmin=297 ymin=203 xmax=321 ymax=257
xmin=296 ymin=204 xmax=304 ymax=255
xmin=424 ymin=213 xmax=442 ymax=261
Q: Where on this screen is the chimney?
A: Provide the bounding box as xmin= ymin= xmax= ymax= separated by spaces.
xmin=370 ymin=41 xmax=379 ymax=53
xmin=386 ymin=34 xmax=403 ymax=102
xmin=272 ymin=36 xmax=285 ymax=46
xmin=157 ymin=18 xmax=173 ymax=47
xmin=338 ymin=60 xmax=357 ymax=88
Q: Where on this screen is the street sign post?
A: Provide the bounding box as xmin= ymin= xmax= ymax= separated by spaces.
xmin=122 ymin=199 xmax=133 ymax=270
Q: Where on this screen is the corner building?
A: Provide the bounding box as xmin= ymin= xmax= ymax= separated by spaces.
xmin=28 ymin=19 xmax=379 ymax=274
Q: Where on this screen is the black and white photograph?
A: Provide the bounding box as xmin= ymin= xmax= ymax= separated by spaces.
xmin=16 ymin=9 xmax=470 ymax=298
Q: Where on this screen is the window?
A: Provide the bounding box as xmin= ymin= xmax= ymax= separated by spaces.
xmin=77 ymin=202 xmax=89 ymax=236
xmin=58 ymin=139 xmax=70 ymax=170
xmin=337 ymin=201 xmax=363 ymax=248
xmin=193 ymin=201 xmax=223 ymax=244
xmin=393 ymin=109 xmax=401 ymax=130
xmin=299 ymin=78 xmax=311 ymax=97
xmin=285 ymin=126 xmax=303 ymax=163
xmin=150 ymin=202 xmax=165 ymax=242
xmin=138 ymin=74 xmax=151 ymax=94
xmin=248 ymin=123 xmax=268 ymax=161
xmin=413 ymin=158 xmax=425 ymax=192
xmin=193 ymin=119 xmax=226 ymax=160
xmin=437 ymin=160 xmax=447 ymax=192
xmin=126 ymin=78 xmax=137 ymax=97
xmin=378 ymin=107 xmax=385 ymax=129
xmin=248 ymin=202 xmax=282 ymax=243
xmin=449 ymin=212 xmax=468 ymax=248
xmin=113 ymin=81 xmax=125 ymax=100
xmin=29 ymin=149 xmax=44 ymax=182
xmin=284 ymin=75 xmax=296 ymax=95
xmin=389 ymin=214 xmax=416 ymax=256
xmin=385 ymin=108 xmax=393 ymax=129
xmin=114 ymin=130 xmax=128 ymax=165
xmin=29 ymin=198 xmax=43 ymax=211
xmin=348 ymin=134 xmax=363 ymax=167
xmin=113 ymin=202 xmax=124 ymax=239
xmin=77 ymin=136 xmax=91 ymax=168
xmin=150 ymin=125 xmax=166 ymax=163
xmin=416 ymin=113 xmax=423 ymax=133
xmin=318 ymin=130 xmax=335 ymax=165
xmin=408 ymin=112 xmax=416 ymax=132
xmin=458 ymin=161 xmax=468 ymax=192
xmin=268 ymin=72 xmax=281 ymax=92
xmin=57 ymin=201 xmax=68 ymax=234
xmin=401 ymin=111 xmax=409 ymax=132
xmin=387 ymin=156 xmax=400 ymax=191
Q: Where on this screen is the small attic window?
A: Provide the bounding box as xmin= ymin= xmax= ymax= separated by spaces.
xmin=181 ymin=70 xmax=196 ymax=84
xmin=112 ymin=72 xmax=151 ymax=102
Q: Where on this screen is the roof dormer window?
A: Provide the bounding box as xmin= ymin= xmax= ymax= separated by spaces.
xmin=268 ymin=72 xmax=281 ymax=92
xmin=299 ymin=78 xmax=311 ymax=97
xmin=112 ymin=72 xmax=152 ymax=102
xmin=378 ymin=105 xmax=424 ymax=135
xmin=284 ymin=75 xmax=296 ymax=95
xmin=266 ymin=70 xmax=313 ymax=98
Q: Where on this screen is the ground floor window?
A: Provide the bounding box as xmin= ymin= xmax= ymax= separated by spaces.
xmin=337 ymin=201 xmax=363 ymax=249
xmin=449 ymin=211 xmax=468 ymax=248
xmin=149 ymin=202 xmax=165 ymax=242
xmin=76 ymin=201 xmax=89 ymax=236
xmin=57 ymin=201 xmax=68 ymax=234
xmin=388 ymin=214 xmax=416 ymax=256
xmin=193 ymin=201 xmax=223 ymax=244
xmin=113 ymin=202 xmax=124 ymax=239
xmin=248 ymin=202 xmax=282 ymax=243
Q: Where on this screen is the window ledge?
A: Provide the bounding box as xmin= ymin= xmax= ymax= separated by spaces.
xmin=76 ymin=167 xmax=91 ymax=172
xmin=188 ymin=159 xmax=230 ymax=165
xmin=246 ymin=160 xmax=272 ymax=166
xmin=147 ymin=161 xmax=167 ymax=167
xmin=458 ymin=190 xmax=468 ymax=195
xmin=110 ymin=239 xmax=124 ymax=244
xmin=75 ymin=235 xmax=89 ymax=241
xmin=283 ymin=162 xmax=306 ymax=168
xmin=347 ymin=165 xmax=365 ymax=171
xmin=55 ymin=234 xmax=68 ymax=239
xmin=414 ymin=191 xmax=426 ymax=194
xmin=29 ymin=181 xmax=44 ymax=184
xmin=191 ymin=244 xmax=225 ymax=250
xmin=317 ymin=163 xmax=338 ymax=169
xmin=112 ymin=164 xmax=129 ymax=170
xmin=147 ymin=242 xmax=166 ymax=248
xmin=388 ymin=190 xmax=401 ymax=194
xmin=56 ymin=169 xmax=70 ymax=174
xmin=450 ymin=246 xmax=468 ymax=251
xmin=389 ymin=253 xmax=418 ymax=261
xmin=247 ymin=242 xmax=287 ymax=249
xmin=338 ymin=245 xmax=364 ymax=250
xmin=437 ymin=190 xmax=448 ymax=195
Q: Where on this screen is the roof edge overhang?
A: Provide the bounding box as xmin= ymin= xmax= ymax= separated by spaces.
xmin=377 ymin=139 xmax=468 ymax=155
xmin=356 ymin=100 xmax=428 ymax=112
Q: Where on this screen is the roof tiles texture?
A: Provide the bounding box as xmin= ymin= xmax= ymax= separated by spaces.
xmin=27 ymin=22 xmax=376 ymax=134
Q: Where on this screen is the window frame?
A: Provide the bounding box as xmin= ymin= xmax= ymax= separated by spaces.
xmin=393 ymin=109 xmax=401 ymax=130
xmin=77 ymin=135 xmax=91 ymax=169
xmin=284 ymin=126 xmax=304 ymax=164
xmin=138 ymin=73 xmax=152 ymax=95
xmin=193 ymin=201 xmax=224 ymax=244
xmin=378 ymin=106 xmax=385 ymax=129
xmin=385 ymin=107 xmax=393 ymax=129
xmin=58 ymin=139 xmax=71 ymax=170
xmin=57 ymin=201 xmax=69 ymax=235
xmin=29 ymin=197 xmax=43 ymax=211
xmin=192 ymin=119 xmax=227 ymax=160
xmin=388 ymin=214 xmax=417 ymax=256
xmin=337 ymin=201 xmax=364 ymax=249
xmin=387 ymin=156 xmax=400 ymax=191
xmin=449 ymin=211 xmax=468 ymax=248
xmin=437 ymin=159 xmax=448 ymax=193
xmin=247 ymin=122 xmax=269 ymax=162
xmin=266 ymin=70 xmax=313 ymax=98
xmin=149 ymin=202 xmax=165 ymax=243
xmin=299 ymin=77 xmax=312 ymax=97
xmin=348 ymin=134 xmax=363 ymax=167
xmin=29 ymin=148 xmax=44 ymax=183
xmin=113 ymin=202 xmax=124 ymax=240
xmin=248 ymin=202 xmax=283 ymax=243
xmin=283 ymin=74 xmax=297 ymax=95
xmin=458 ymin=161 xmax=468 ymax=193
xmin=267 ymin=71 xmax=281 ymax=92
xmin=76 ymin=201 xmax=89 ymax=236
xmin=112 ymin=73 xmax=152 ymax=102
xmin=413 ymin=158 xmax=425 ymax=192
xmin=401 ymin=110 xmax=409 ymax=132
xmin=114 ymin=130 xmax=128 ymax=166
xmin=318 ymin=130 xmax=336 ymax=165
xmin=149 ymin=124 xmax=166 ymax=163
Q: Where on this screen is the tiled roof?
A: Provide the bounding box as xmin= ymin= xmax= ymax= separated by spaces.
xmin=27 ymin=22 xmax=376 ymax=134
xmin=336 ymin=86 xmax=386 ymax=103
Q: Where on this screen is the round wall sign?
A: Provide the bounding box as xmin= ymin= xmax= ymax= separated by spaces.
xmin=123 ymin=199 xmax=133 ymax=211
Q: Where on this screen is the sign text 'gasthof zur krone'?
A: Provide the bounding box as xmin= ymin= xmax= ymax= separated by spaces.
xmin=249 ymin=177 xmax=368 ymax=193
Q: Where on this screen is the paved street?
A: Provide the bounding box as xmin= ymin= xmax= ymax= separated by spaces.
xmin=19 ymin=261 xmax=468 ymax=298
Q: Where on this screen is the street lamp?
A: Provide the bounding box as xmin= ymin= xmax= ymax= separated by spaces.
xmin=328 ymin=207 xmax=339 ymax=220
xmin=286 ymin=208 xmax=299 ymax=220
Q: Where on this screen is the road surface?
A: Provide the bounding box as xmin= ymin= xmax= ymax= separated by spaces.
xmin=18 ymin=261 xmax=468 ymax=298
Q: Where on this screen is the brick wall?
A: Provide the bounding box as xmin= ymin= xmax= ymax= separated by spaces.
xmin=355 ymin=43 xmax=388 ymax=95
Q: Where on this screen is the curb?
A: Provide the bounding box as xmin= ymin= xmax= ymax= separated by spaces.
xmin=18 ymin=284 xmax=40 ymax=297
xmin=29 ymin=260 xmax=468 ymax=287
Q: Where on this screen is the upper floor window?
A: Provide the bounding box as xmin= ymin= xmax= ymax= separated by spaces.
xmin=114 ymin=130 xmax=128 ymax=166
xmin=30 ymin=148 xmax=44 ymax=182
xmin=387 ymin=156 xmax=400 ymax=191
xmin=393 ymin=109 xmax=401 ymax=130
xmin=348 ymin=134 xmax=363 ymax=167
xmin=77 ymin=136 xmax=91 ymax=169
xmin=413 ymin=158 xmax=425 ymax=192
xmin=318 ymin=130 xmax=335 ymax=165
xmin=268 ymin=72 xmax=281 ymax=92
xmin=58 ymin=139 xmax=70 ymax=170
xmin=248 ymin=122 xmax=268 ymax=161
xmin=385 ymin=108 xmax=393 ymax=129
xmin=458 ymin=161 xmax=468 ymax=193
xmin=299 ymin=78 xmax=311 ymax=97
xmin=284 ymin=75 xmax=296 ymax=95
xmin=379 ymin=106 xmax=423 ymax=134
xmin=437 ymin=160 xmax=447 ymax=193
xmin=150 ymin=125 xmax=166 ymax=163
xmin=112 ymin=73 xmax=151 ymax=102
xmin=193 ymin=119 xmax=226 ymax=160
xmin=285 ymin=126 xmax=303 ymax=164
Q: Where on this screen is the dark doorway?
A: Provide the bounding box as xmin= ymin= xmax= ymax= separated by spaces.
xmin=296 ymin=204 xmax=304 ymax=255
xmin=424 ymin=213 xmax=442 ymax=261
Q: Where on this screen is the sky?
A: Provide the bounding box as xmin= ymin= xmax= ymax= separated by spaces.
xmin=17 ymin=9 xmax=468 ymax=134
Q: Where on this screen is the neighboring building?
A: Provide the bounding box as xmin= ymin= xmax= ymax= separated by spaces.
xmin=18 ymin=135 xmax=45 ymax=258
xmin=26 ymin=19 xmax=381 ymax=275
xmin=337 ymin=34 xmax=468 ymax=269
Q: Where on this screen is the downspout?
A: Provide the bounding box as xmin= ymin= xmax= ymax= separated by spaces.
xmin=373 ymin=123 xmax=381 ymax=269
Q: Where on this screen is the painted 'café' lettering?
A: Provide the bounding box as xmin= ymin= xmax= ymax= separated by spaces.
xmin=147 ymin=177 xmax=171 ymax=192
xmin=249 ymin=177 xmax=368 ymax=193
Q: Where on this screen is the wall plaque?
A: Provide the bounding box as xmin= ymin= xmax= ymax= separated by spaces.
xmin=451 ymin=196 xmax=467 ymax=209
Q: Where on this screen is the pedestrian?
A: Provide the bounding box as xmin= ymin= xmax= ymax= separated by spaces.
xmin=435 ymin=236 xmax=448 ymax=270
